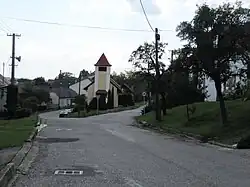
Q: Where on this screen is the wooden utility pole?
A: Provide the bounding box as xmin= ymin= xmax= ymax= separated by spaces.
xmin=78 ymin=72 xmax=82 ymax=117
xmin=7 ymin=33 xmax=21 ymax=85
xmin=2 ymin=62 xmax=5 ymax=84
xmin=155 ymin=28 xmax=161 ymax=121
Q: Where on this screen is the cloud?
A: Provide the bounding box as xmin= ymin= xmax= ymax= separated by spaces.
xmin=126 ymin=0 xmax=161 ymax=15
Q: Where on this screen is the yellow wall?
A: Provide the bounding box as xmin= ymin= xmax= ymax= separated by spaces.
xmin=98 ymin=72 xmax=106 ymax=90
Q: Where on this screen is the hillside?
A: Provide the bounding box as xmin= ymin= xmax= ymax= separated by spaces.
xmin=136 ymin=100 xmax=250 ymax=144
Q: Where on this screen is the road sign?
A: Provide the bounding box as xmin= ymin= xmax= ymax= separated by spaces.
xmin=142 ymin=92 xmax=146 ymax=97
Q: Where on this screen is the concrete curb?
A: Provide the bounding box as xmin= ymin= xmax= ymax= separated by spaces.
xmin=135 ymin=120 xmax=235 ymax=149
xmin=208 ymin=140 xmax=234 ymax=149
xmin=0 ymin=127 xmax=38 ymax=187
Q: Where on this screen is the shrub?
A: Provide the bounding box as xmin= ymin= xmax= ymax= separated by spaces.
xmin=119 ymin=94 xmax=134 ymax=107
xmin=88 ymin=98 xmax=97 ymax=110
xmin=0 ymin=110 xmax=8 ymax=118
xmin=15 ymin=108 xmax=31 ymax=118
xmin=99 ymin=95 xmax=107 ymax=110
xmin=107 ymin=90 xmax=114 ymax=109
xmin=6 ymin=85 xmax=18 ymax=116
xmin=37 ymin=105 xmax=47 ymax=111
xmin=237 ymin=134 xmax=250 ymax=149
xmin=141 ymin=104 xmax=153 ymax=115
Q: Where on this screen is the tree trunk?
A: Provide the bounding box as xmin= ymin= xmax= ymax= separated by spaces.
xmin=214 ymin=78 xmax=228 ymax=125
xmin=186 ymin=104 xmax=190 ymax=121
xmin=160 ymin=92 xmax=167 ymax=115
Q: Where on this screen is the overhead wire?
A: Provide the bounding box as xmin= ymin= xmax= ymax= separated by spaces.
xmin=139 ymin=0 xmax=154 ymax=32
xmin=0 ymin=19 xmax=12 ymax=33
xmin=3 ymin=17 xmax=175 ymax=33
xmin=0 ymin=22 xmax=8 ymax=34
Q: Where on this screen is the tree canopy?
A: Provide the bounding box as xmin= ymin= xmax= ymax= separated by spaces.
xmin=176 ymin=1 xmax=250 ymax=125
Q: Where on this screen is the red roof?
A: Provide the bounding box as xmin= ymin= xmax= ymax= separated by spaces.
xmin=95 ymin=53 xmax=112 ymax=67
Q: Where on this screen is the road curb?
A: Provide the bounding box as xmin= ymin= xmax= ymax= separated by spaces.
xmin=208 ymin=140 xmax=234 ymax=149
xmin=135 ymin=120 xmax=235 ymax=149
xmin=0 ymin=127 xmax=38 ymax=187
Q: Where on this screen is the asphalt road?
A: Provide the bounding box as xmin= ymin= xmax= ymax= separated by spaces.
xmin=13 ymin=108 xmax=250 ymax=187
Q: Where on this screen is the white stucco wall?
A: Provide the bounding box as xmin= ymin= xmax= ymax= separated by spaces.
xmin=70 ymin=78 xmax=92 ymax=96
xmin=50 ymin=92 xmax=59 ymax=105
xmin=59 ymin=98 xmax=72 ymax=108
xmin=204 ymin=61 xmax=246 ymax=101
xmin=87 ymin=83 xmax=95 ymax=104
xmin=0 ymin=88 xmax=7 ymax=111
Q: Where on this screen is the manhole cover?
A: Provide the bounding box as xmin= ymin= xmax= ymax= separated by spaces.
xmin=36 ymin=137 xmax=79 ymax=143
xmin=54 ymin=170 xmax=83 ymax=175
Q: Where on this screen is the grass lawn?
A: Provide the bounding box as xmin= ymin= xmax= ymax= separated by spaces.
xmin=136 ymin=100 xmax=250 ymax=144
xmin=68 ymin=102 xmax=145 ymax=118
xmin=0 ymin=116 xmax=36 ymax=149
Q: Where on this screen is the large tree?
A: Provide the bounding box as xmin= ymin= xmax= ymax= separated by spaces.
xmin=54 ymin=71 xmax=77 ymax=88
xmin=129 ymin=42 xmax=168 ymax=120
xmin=176 ymin=1 xmax=250 ymax=125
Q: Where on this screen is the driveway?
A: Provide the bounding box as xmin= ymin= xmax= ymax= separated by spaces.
xmin=13 ymin=108 xmax=250 ymax=187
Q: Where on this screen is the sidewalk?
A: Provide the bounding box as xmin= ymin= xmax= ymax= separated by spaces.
xmin=0 ymin=147 xmax=20 ymax=170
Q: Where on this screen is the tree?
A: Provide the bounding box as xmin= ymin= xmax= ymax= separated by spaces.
xmin=176 ymin=1 xmax=250 ymax=125
xmin=33 ymin=77 xmax=46 ymax=85
xmin=54 ymin=71 xmax=77 ymax=88
xmin=129 ymin=42 xmax=168 ymax=121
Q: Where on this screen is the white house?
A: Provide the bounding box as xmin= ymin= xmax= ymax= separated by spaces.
xmin=49 ymin=87 xmax=77 ymax=108
xmin=69 ymin=75 xmax=94 ymax=96
xmin=204 ymin=61 xmax=246 ymax=101
xmin=70 ymin=53 xmax=123 ymax=107
xmin=0 ymin=75 xmax=11 ymax=111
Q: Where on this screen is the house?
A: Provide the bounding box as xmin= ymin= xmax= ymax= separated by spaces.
xmin=70 ymin=53 xmax=124 ymax=108
xmin=70 ymin=75 xmax=94 ymax=96
xmin=49 ymin=87 xmax=77 ymax=108
xmin=204 ymin=61 xmax=246 ymax=101
xmin=0 ymin=75 xmax=11 ymax=111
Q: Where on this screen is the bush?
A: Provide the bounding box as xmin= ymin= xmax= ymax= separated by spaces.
xmin=15 ymin=108 xmax=31 ymax=118
xmin=99 ymin=95 xmax=107 ymax=110
xmin=141 ymin=104 xmax=153 ymax=115
xmin=237 ymin=134 xmax=250 ymax=149
xmin=88 ymin=96 xmax=108 ymax=111
xmin=118 ymin=94 xmax=134 ymax=107
xmin=37 ymin=105 xmax=47 ymax=111
xmin=0 ymin=110 xmax=8 ymax=118
xmin=88 ymin=98 xmax=97 ymax=110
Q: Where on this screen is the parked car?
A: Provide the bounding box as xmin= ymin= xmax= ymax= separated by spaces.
xmin=59 ymin=110 xmax=69 ymax=118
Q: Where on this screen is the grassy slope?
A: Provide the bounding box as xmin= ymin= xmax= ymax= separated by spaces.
xmin=0 ymin=116 xmax=36 ymax=149
xmin=69 ymin=102 xmax=145 ymax=118
xmin=136 ymin=100 xmax=250 ymax=144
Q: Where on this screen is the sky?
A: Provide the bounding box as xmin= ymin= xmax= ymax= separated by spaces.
xmin=0 ymin=0 xmax=249 ymax=80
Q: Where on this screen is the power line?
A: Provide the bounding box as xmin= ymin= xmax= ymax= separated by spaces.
xmin=139 ymin=0 xmax=154 ymax=32
xmin=0 ymin=22 xmax=8 ymax=33
xmin=0 ymin=19 xmax=12 ymax=33
xmin=4 ymin=17 xmax=153 ymax=33
xmin=3 ymin=16 xmax=175 ymax=33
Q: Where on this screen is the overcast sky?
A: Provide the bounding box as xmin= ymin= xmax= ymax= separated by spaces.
xmin=0 ymin=0 xmax=248 ymax=80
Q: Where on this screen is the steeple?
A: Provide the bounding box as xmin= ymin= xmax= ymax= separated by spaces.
xmin=94 ymin=53 xmax=111 ymax=96
xmin=95 ymin=53 xmax=112 ymax=67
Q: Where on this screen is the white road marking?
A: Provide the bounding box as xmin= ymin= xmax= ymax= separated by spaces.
xmin=125 ymin=178 xmax=143 ymax=187
xmin=105 ymin=129 xmax=135 ymax=143
xmin=36 ymin=124 xmax=47 ymax=132
xmin=219 ymin=147 xmax=233 ymax=151
xmin=56 ymin=128 xmax=72 ymax=131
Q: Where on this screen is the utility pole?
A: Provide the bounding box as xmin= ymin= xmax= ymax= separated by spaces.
xmin=170 ymin=50 xmax=174 ymax=63
xmin=147 ymin=61 xmax=151 ymax=106
xmin=7 ymin=33 xmax=21 ymax=85
xmin=78 ymin=72 xmax=82 ymax=117
xmin=155 ymin=28 xmax=161 ymax=121
xmin=2 ymin=62 xmax=5 ymax=84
